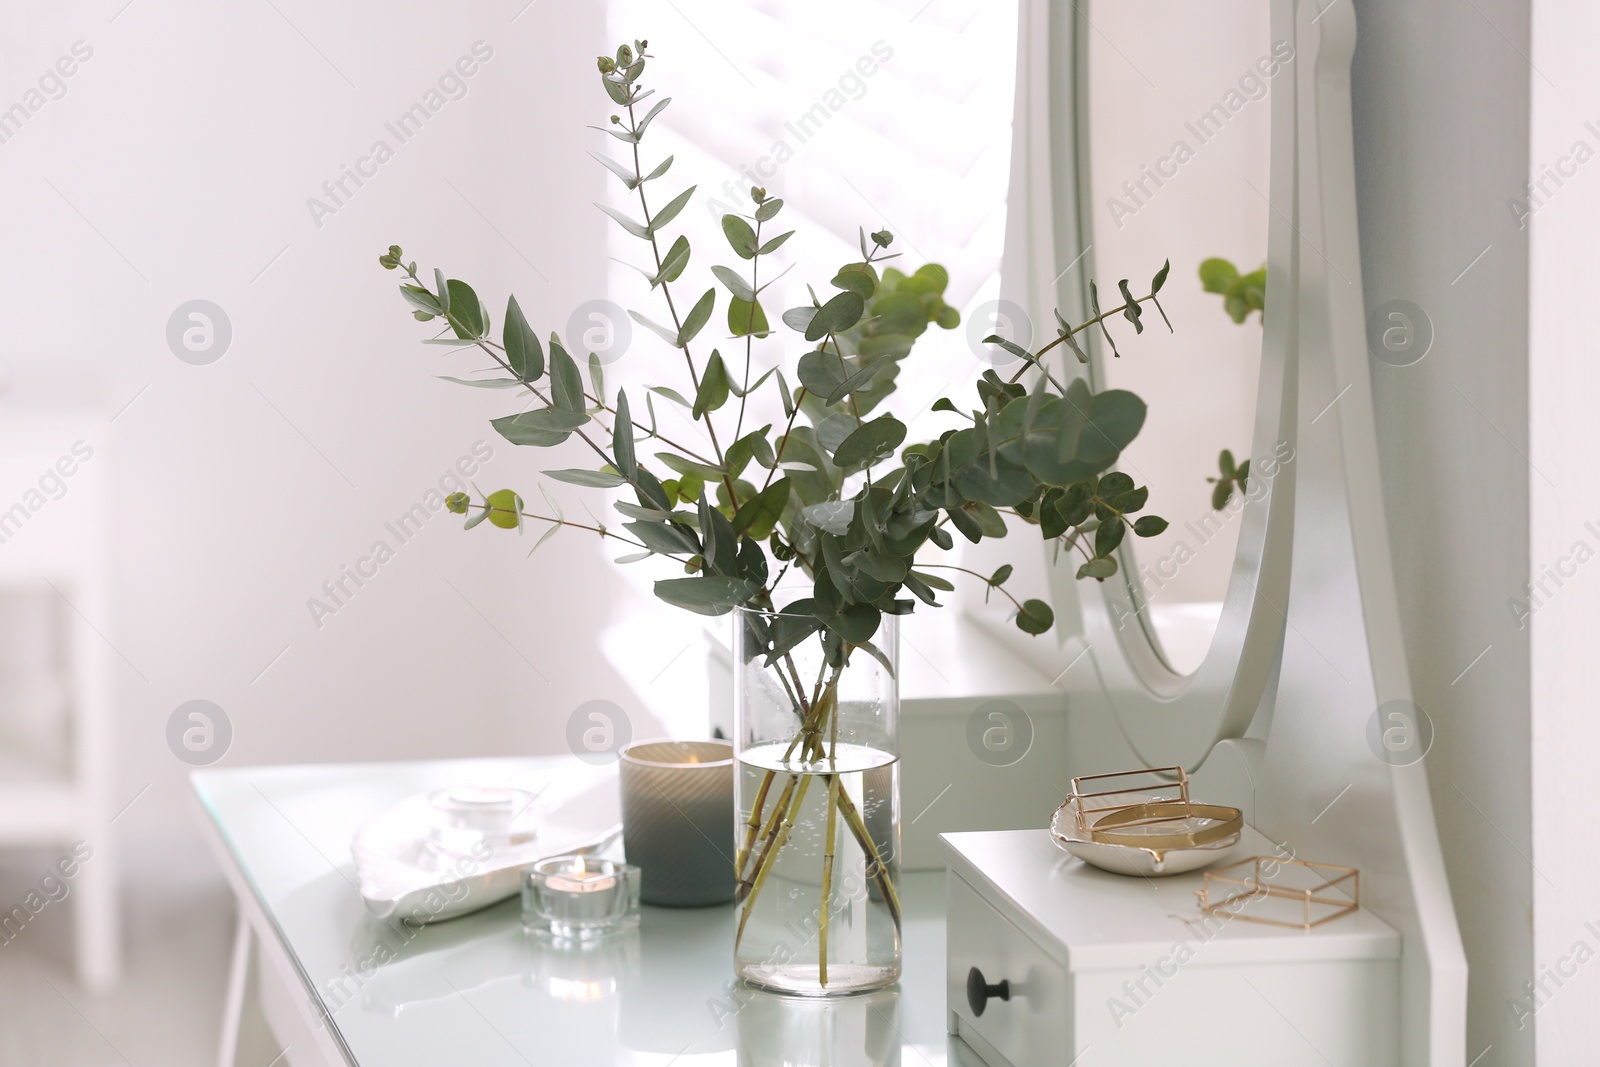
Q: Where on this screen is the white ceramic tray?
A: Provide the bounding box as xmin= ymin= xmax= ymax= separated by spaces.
xmin=1049 ymin=790 xmax=1238 ymax=877
xmin=352 ymin=767 xmax=621 ymax=922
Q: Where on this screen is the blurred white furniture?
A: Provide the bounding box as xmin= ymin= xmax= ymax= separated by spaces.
xmin=193 ymin=756 xmax=983 ymax=1067
xmin=0 ymin=415 xmax=119 ymax=989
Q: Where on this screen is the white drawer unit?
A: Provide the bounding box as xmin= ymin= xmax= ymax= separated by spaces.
xmin=943 ymin=829 xmax=1401 ymax=1067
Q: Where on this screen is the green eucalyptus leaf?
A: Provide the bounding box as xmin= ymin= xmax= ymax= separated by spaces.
xmin=650 ymin=186 xmax=697 ymax=235
xmin=947 ymin=506 xmax=982 ymax=543
xmin=588 ymin=150 xmax=638 ymax=189
xmin=782 ymin=305 xmax=818 ymax=335
xmin=653 ymin=235 xmax=691 ymax=288
xmin=722 ymin=215 xmax=757 ymax=259
xmin=399 ymin=285 xmax=442 ymax=314
xmin=656 ymin=451 xmax=725 ymax=481
xmin=491 ymin=407 xmax=588 ymax=447
xmin=1095 ymin=519 xmax=1126 ymax=556
xmin=1152 ymin=259 xmax=1171 ymax=294
xmin=549 ymin=338 xmax=586 ymax=412
xmin=831 ymin=263 xmax=878 ymax=298
xmin=1134 ymin=515 xmax=1169 ymax=537
xmin=693 ymin=351 xmax=730 ymax=419
xmin=503 ymin=295 xmax=543 ymax=382
xmin=433 ymin=269 xmax=451 ymax=315
xmin=647 ymin=385 xmax=692 ymax=408
xmin=627 ymin=520 xmax=700 ymax=556
xmin=758 ymin=230 xmax=794 ymax=256
xmin=754 ymin=198 xmax=783 ymax=222
xmin=613 ymin=391 xmax=637 ymax=480
xmin=711 ymin=265 xmax=756 ymax=302
xmin=831 ymin=415 xmax=906 ymax=468
xmin=1098 ymin=472 xmax=1135 ymax=499
xmin=1016 ymin=598 xmax=1054 ymax=635
xmin=803 ymin=500 xmax=855 ymax=536
xmin=1076 ymin=557 xmax=1117 ymax=580
xmin=643 ymin=155 xmax=674 ymax=182
xmin=446 ymin=279 xmax=484 ymax=338
xmin=796 ymin=349 xmax=878 ymax=403
xmin=678 ymin=288 xmax=716 ymax=347
xmin=437 ymin=376 xmax=521 ymax=389
xmin=1113 ymin=486 xmax=1149 ymax=513
xmin=1118 ymin=280 xmax=1144 ymax=334
xmin=635 ymin=96 xmax=671 ymax=139
xmin=817 ymin=601 xmax=881 ymax=644
xmin=731 ymin=478 xmax=790 ymax=540
xmin=903 ymin=572 xmax=940 ymax=606
xmin=727 ymin=366 xmax=776 ymax=399
xmin=653 ymin=576 xmax=758 ymax=616
xmin=968 ymin=501 xmax=1008 ymax=538
xmin=629 ymin=310 xmax=680 ymax=346
xmin=728 ymin=297 xmax=769 ymax=337
xmin=596 ymin=203 xmax=650 ymax=240
xmin=544 ymin=468 xmax=626 ymax=488
xmin=805 ymin=291 xmax=865 ymax=342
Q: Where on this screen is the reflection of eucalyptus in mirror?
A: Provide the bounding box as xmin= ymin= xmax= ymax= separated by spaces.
xmin=1199 ymin=258 xmax=1264 ymax=509
xmin=1198 ymin=257 xmax=1266 ymax=323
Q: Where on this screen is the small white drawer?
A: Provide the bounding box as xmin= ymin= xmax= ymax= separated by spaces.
xmin=946 ymin=872 xmax=1069 ymax=1067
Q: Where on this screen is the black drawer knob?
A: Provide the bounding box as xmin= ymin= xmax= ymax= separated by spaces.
xmin=966 ymin=966 xmax=1011 ymax=1017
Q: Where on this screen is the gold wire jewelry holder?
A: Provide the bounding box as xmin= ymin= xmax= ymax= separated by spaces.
xmin=1066 ymin=766 xmax=1193 ymax=833
xmin=1197 ymin=856 xmax=1360 ymax=930
xmin=1054 ymin=767 xmax=1244 ymax=861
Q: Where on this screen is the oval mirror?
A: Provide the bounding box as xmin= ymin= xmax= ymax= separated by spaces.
xmin=963 ymin=0 xmax=1298 ymax=771
xmin=1082 ymin=0 xmax=1273 ymax=679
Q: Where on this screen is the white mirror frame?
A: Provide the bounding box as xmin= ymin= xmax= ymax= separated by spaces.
xmin=978 ymin=0 xmax=1296 ymax=772
xmin=985 ymin=1 xmax=1467 ymax=1058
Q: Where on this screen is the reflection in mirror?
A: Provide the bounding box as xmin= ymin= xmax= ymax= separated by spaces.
xmin=1083 ymin=1 xmax=1275 ymax=676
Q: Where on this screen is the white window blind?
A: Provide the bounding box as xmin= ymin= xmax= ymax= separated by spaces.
xmin=603 ymin=0 xmax=1019 ymax=426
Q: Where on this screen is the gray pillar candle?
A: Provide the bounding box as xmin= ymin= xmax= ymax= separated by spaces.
xmin=619 ymin=740 xmax=735 ymax=906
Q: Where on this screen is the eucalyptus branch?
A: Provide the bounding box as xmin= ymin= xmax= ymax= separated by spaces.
xmin=915 ymin=563 xmax=1027 ymax=613
xmin=460 ymin=501 xmax=664 ymax=556
xmin=1005 ymin=290 xmax=1169 ymax=386
xmin=733 ymin=214 xmax=761 ymax=444
xmin=622 ymin=98 xmax=736 ymax=505
xmin=759 ymin=385 xmax=812 ymax=493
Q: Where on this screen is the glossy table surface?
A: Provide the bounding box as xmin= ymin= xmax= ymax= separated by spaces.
xmin=193 ymin=757 xmax=982 ymax=1067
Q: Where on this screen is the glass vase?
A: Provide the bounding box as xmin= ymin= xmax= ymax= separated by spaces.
xmin=731 ymin=606 xmax=901 ymax=996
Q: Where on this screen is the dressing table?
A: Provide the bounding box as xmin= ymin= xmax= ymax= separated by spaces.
xmin=198 ymin=0 xmax=1470 ymax=1063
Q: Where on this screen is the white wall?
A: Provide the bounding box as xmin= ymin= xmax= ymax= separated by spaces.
xmin=1530 ymin=1 xmax=1600 ymax=1061
xmin=1350 ymin=0 xmax=1534 ymax=1062
xmin=0 ymin=0 xmax=660 ymax=891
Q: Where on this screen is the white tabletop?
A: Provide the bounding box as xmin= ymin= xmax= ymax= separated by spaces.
xmin=193 ymin=756 xmax=983 ymax=1067
xmin=942 ymin=828 xmax=1401 ymax=971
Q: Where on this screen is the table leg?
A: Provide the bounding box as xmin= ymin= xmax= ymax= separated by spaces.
xmin=217 ymin=909 xmax=282 ymax=1067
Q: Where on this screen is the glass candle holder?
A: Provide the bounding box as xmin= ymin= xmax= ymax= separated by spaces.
xmin=619 ymin=740 xmax=735 ymax=906
xmin=521 ymin=855 xmax=641 ymax=940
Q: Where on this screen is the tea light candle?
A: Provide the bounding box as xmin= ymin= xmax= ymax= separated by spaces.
xmin=522 ymin=855 xmax=640 ymax=940
xmin=619 ymin=739 xmax=735 ymax=906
